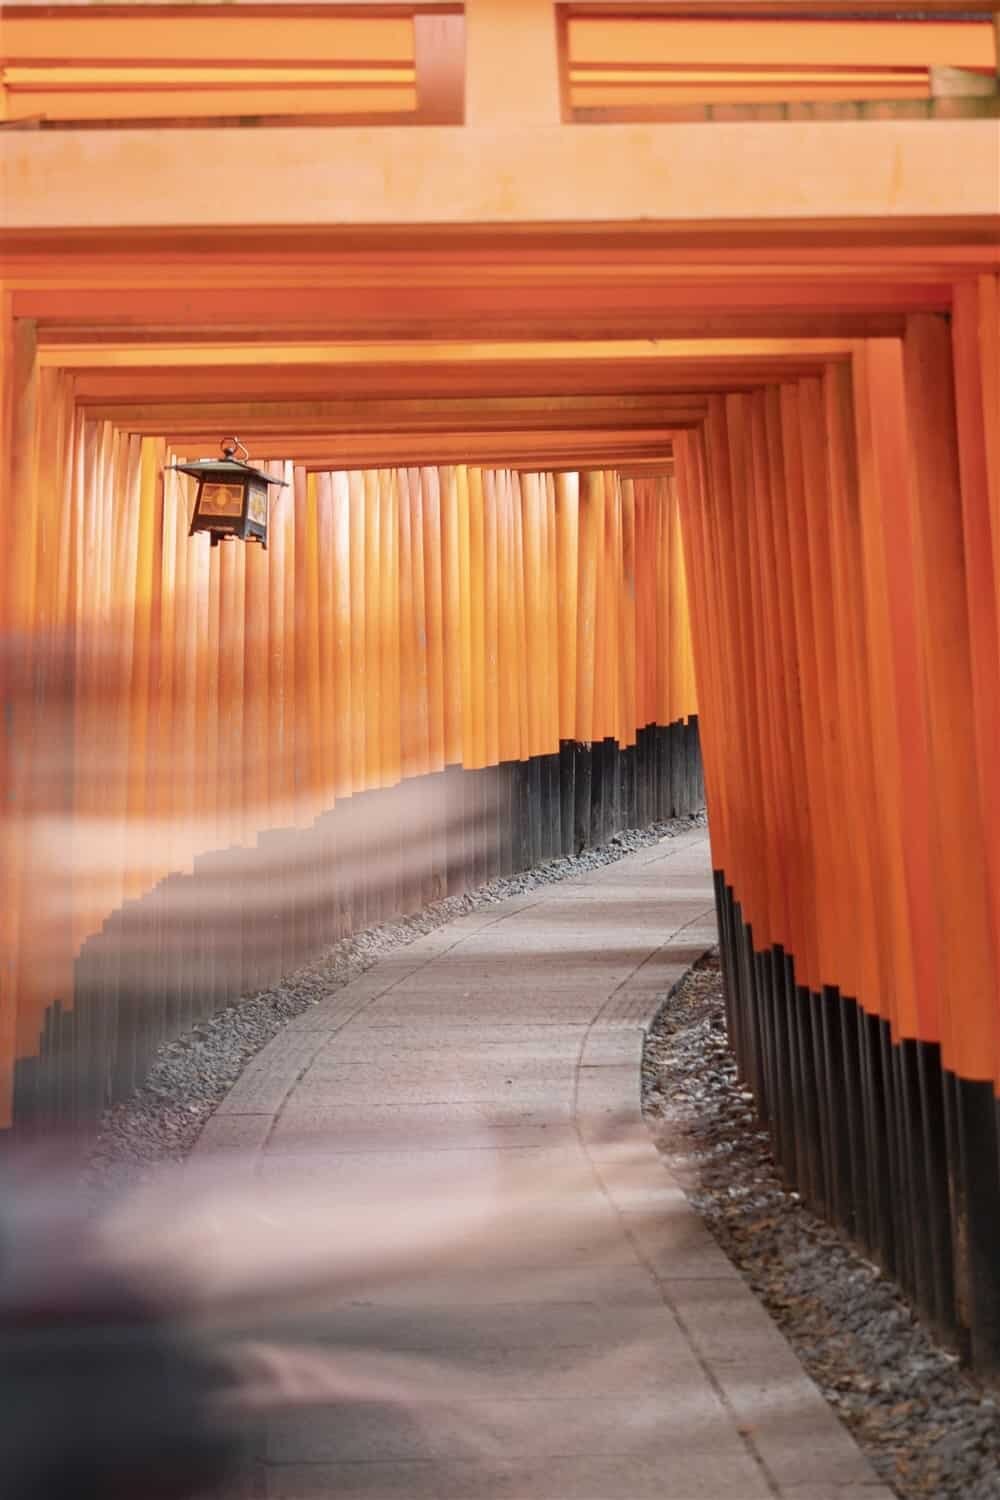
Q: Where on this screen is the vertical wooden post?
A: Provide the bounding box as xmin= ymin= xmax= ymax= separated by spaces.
xmin=482 ymin=468 xmax=500 ymax=770
xmin=414 ymin=12 xmax=465 ymax=123
xmin=901 ymin=312 xmax=994 ymax=1335
xmin=464 ymin=0 xmax=562 ymax=126
xmin=421 ymin=467 xmax=445 ymax=776
xmin=329 ymin=471 xmax=352 ymax=802
xmin=902 ymin=315 xmax=995 ymax=1087
xmin=952 ymin=277 xmax=1000 ymax=1044
xmin=496 ymin=469 xmax=519 ymax=766
xmin=4 ymin=317 xmax=39 ymax=1120
xmin=380 ymin=468 xmax=402 ymax=914
xmin=440 ymin=466 xmax=462 ymax=770
xmin=555 ymin=471 xmax=579 ymax=746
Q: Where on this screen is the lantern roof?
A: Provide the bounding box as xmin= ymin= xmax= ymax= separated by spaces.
xmin=167 ymin=458 xmax=288 ymax=486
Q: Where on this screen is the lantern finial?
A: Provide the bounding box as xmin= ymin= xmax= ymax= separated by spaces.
xmin=221 ymin=437 xmax=249 ymax=463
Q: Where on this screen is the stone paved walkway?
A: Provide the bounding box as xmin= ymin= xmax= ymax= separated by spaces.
xmin=196 ymin=830 xmax=892 ymax=1500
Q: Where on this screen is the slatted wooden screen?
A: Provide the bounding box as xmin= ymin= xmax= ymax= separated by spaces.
xmin=561 ymin=8 xmax=998 ymax=119
xmin=0 ymin=3 xmax=465 ymax=127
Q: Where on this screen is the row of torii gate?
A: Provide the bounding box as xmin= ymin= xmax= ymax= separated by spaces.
xmin=2 ymin=0 xmax=1000 ymax=1373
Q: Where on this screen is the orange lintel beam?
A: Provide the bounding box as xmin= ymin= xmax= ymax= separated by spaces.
xmin=5 ymin=308 xmax=931 ymax=349
xmin=10 ymin=279 xmax=949 ymax=317
xmin=6 ymin=121 xmax=998 ymax=231
xmin=4 ymin=222 xmax=998 ymax=292
xmin=66 ymin=365 xmax=797 ymax=403
xmin=158 ymin=429 xmax=687 ymax=466
xmin=35 ymin=336 xmax=854 ymax=367
xmin=11 ymin=284 xmax=947 ymax=324
xmin=79 ymin=395 xmax=711 ymax=432
xmin=5 ymin=247 xmax=984 ymax=296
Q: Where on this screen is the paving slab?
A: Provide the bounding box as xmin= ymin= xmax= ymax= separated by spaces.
xmin=194 ymin=831 xmax=884 ymax=1500
xmin=263 ymin=1452 xmax=772 ymax=1500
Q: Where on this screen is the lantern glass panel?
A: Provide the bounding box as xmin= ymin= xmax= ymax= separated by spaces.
xmin=199 ymin=480 xmax=247 ymax=518
xmin=247 ymin=484 xmax=268 ymax=526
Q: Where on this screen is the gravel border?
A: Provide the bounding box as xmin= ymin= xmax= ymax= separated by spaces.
xmin=642 ymin=954 xmax=1000 ymax=1500
xmin=88 ymin=812 xmax=706 ymax=1192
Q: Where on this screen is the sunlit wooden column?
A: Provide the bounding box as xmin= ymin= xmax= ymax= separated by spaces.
xmin=850 ymin=342 xmax=930 ymax=1052
xmin=0 ymin=296 xmax=19 ymax=1123
xmin=951 ymin=276 xmax=1000 ymax=1025
xmin=715 ymin=393 xmax=772 ymax=952
xmin=703 ymin=396 xmax=771 ymax=957
xmin=821 ymin=365 xmax=885 ymax=1028
xmin=553 ymin=475 xmax=577 ymax=744
xmin=673 ymin=432 xmax=727 ymax=865
xmin=902 ymin=310 xmax=999 ymax=1347
xmin=902 ymin=314 xmax=996 ymax=1077
xmin=949 ymin=275 xmax=1000 ymax=1375
xmin=2 ymin=316 xmax=39 ymax=1121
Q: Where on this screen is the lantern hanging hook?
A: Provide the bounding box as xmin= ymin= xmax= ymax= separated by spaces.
xmin=221 ymin=436 xmax=250 ymax=464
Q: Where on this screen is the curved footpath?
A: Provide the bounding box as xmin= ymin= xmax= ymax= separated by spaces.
xmin=197 ymin=829 xmax=891 ymax=1500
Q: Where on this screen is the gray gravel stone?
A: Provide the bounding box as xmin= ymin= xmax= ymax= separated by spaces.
xmin=642 ymin=954 xmax=1000 ymax=1500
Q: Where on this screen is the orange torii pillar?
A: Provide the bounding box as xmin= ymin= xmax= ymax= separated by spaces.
xmin=674 ymin=285 xmax=1000 ymax=1375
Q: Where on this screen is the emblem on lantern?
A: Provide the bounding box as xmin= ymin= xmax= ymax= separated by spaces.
xmin=167 ymin=439 xmax=287 ymax=548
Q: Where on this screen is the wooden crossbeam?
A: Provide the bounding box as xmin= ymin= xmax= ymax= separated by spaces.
xmin=6 ymin=222 xmax=997 ymax=279
xmin=73 ymin=393 xmax=712 ymax=430
xmin=36 ymin=335 xmax=854 ymax=366
xmin=5 ymin=118 xmax=998 ymax=229
xmin=65 ymin=364 xmax=799 ymax=401
xmin=161 ymin=427 xmax=685 ymax=468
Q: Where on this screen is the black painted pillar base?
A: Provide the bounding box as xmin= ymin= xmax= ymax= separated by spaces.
xmin=714 ymin=870 xmax=1000 ymax=1374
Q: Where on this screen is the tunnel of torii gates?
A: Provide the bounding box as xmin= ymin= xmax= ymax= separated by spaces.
xmin=1 ymin=0 xmax=1000 ymax=1370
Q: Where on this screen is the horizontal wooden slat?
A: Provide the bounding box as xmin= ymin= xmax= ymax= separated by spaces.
xmin=573 ymin=81 xmax=931 ymax=104
xmin=562 ymin=1 xmax=997 ymax=12
xmin=7 ymin=85 xmax=419 ymax=118
xmin=571 ymin=65 xmax=930 ymax=80
xmin=1 ymin=14 xmax=417 ymax=64
xmin=5 ymin=67 xmax=416 ymax=82
xmin=567 ymin=18 xmax=996 ymax=69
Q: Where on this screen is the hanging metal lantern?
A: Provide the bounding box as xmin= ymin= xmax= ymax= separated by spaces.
xmin=167 ymin=439 xmax=287 ymax=549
